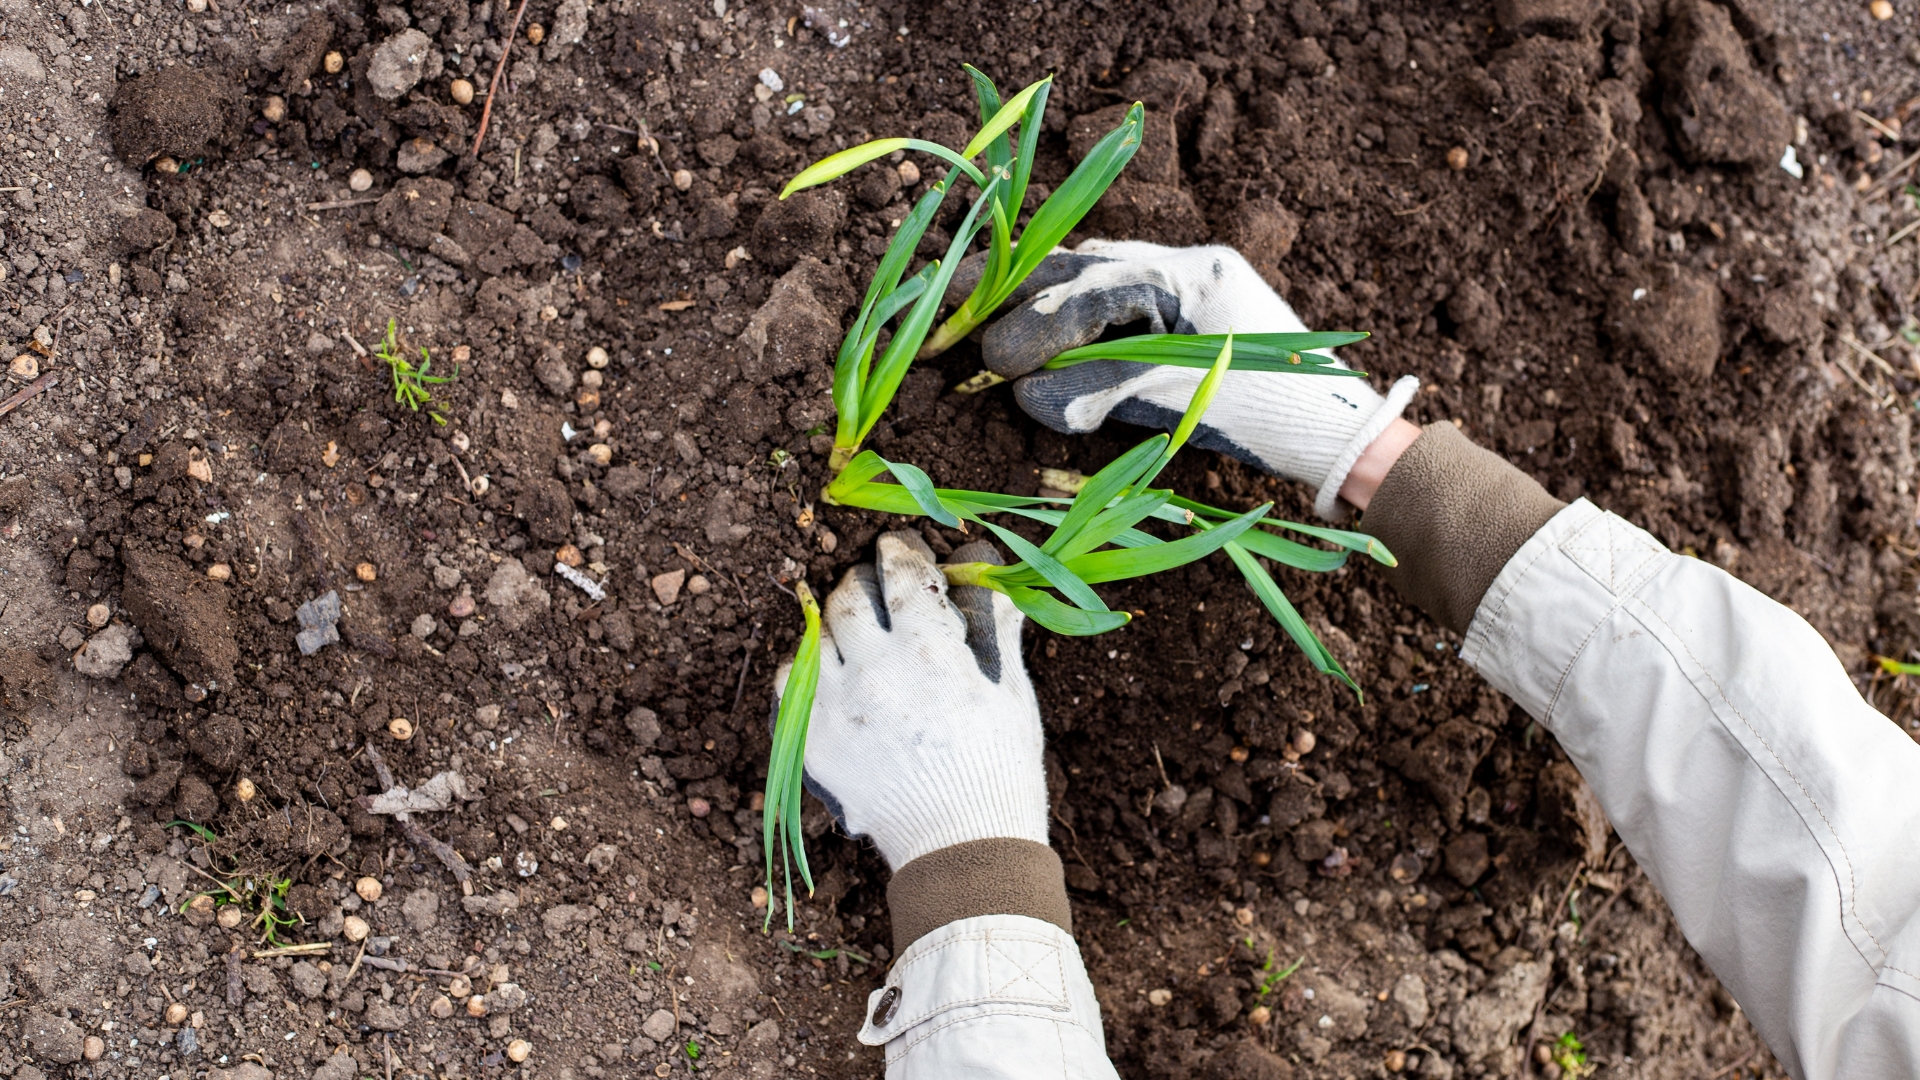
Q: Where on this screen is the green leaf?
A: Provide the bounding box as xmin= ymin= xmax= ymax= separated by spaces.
xmin=764 ymin=584 xmax=822 ymax=930
xmin=1233 ymin=527 xmax=1350 ymax=572
xmin=1040 ymin=434 xmax=1169 ymax=556
xmin=1225 ymin=542 xmax=1359 ymax=697
xmin=857 ymin=177 xmax=1005 ymax=442
xmin=782 ymin=137 xmax=984 ymax=197
xmin=980 ymin=520 xmax=1110 ymax=613
xmin=1007 ymin=78 xmax=1052 ymax=222
xmin=962 ymin=76 xmax=1051 ymax=161
xmin=962 ymin=65 xmax=1012 ymax=181
xmin=1162 ymin=332 xmax=1232 ymax=462
xmin=1002 ymin=103 xmax=1144 ymax=293
xmin=1054 ymin=490 xmax=1173 ymax=562
xmin=1005 ymin=586 xmax=1130 ymax=635
xmin=876 ymin=456 xmax=961 ymax=528
xmin=1059 ymin=501 xmax=1269 ymax=584
xmin=1047 ymin=332 xmax=1368 ymax=368
xmin=1174 ymin=498 xmax=1396 ymax=567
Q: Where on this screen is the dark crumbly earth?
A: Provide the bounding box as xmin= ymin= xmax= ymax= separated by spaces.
xmin=4 ymin=0 xmax=1919 ymax=1076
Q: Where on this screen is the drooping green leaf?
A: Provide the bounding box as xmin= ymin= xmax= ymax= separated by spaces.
xmin=1225 ymin=541 xmax=1359 ymax=697
xmin=1005 ymin=586 xmax=1130 ymax=635
xmin=1233 ymin=527 xmax=1350 ymax=572
xmin=763 ymin=583 xmax=823 ymax=929
xmin=980 ymin=520 xmax=1109 ymax=613
xmin=1175 ymin=497 xmax=1396 ymax=567
xmin=962 ymin=65 xmax=1013 ymax=181
xmin=962 ymin=76 xmax=1051 ymax=161
xmin=782 ymin=138 xmax=984 ymax=198
xmin=876 ymin=456 xmax=961 ymax=528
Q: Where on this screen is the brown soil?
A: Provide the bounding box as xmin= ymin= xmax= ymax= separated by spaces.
xmin=3 ymin=0 xmax=1917 ymax=1078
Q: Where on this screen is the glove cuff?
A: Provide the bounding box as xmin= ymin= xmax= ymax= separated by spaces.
xmin=1313 ymin=375 xmax=1420 ymax=520
xmin=886 ymin=838 xmax=1072 ymax=954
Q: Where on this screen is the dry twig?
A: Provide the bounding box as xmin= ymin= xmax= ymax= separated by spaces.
xmin=471 ymin=0 xmax=533 ymax=156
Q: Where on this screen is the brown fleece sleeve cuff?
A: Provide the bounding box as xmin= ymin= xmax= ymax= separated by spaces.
xmin=1360 ymin=422 xmax=1565 ymax=635
xmin=887 ymin=838 xmax=1072 ymax=954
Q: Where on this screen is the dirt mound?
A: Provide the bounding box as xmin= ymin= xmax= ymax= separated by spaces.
xmin=107 ymin=64 xmax=237 ymax=165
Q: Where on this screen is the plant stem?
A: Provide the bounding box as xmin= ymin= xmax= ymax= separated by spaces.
xmin=918 ymin=311 xmax=976 ymax=359
xmin=939 ymin=561 xmax=997 ymax=587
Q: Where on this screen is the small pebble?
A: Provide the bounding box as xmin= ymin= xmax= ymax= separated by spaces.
xmin=165 ymin=1002 xmax=188 ymax=1025
xmin=344 ymin=915 xmax=371 ymax=941
xmin=507 ymin=1040 xmax=532 ymax=1064
xmin=1446 ymin=146 xmax=1469 ymax=170
xmin=388 ymin=717 xmax=414 ymax=741
xmin=185 ymin=0 xmax=206 ymax=10
xmin=1229 ymin=745 xmax=1250 ymax=762
xmin=550 ymin=816 xmax=568 ymax=831
xmin=897 ymin=160 xmax=921 ymax=186
xmin=324 ymin=51 xmax=345 ymax=74
xmin=526 ymin=23 xmax=545 ymax=43
xmin=357 ymin=876 xmax=384 ymax=902
xmin=672 ymin=169 xmax=694 ymax=191
xmin=1384 ymin=1048 xmax=1407 ymax=1072
xmin=451 ymin=78 xmax=475 ymax=105
xmin=593 ymin=419 xmax=613 ymax=438
xmin=686 ymin=574 xmax=712 ymax=596
xmin=448 ymin=974 xmax=472 ymax=998
xmin=349 ymin=168 xmax=374 ymax=192
xmin=1234 ymin=906 xmax=1255 ymax=926
xmin=206 ymin=563 xmax=232 ymax=581
xmin=651 ymin=569 xmax=686 ymax=605
xmin=356 ymin=562 xmax=378 ymax=582
xmin=1873 ymin=0 xmax=1894 ymax=18
xmin=687 ymin=797 xmax=712 ymax=818
xmin=262 ymin=95 xmax=286 ymax=123
xmin=750 ymin=791 xmax=766 ymax=811
xmin=1292 ymin=730 xmax=1317 ymax=755
xmin=585 ymin=443 xmax=612 ymax=466
xmin=1147 ymin=989 xmax=1172 ymax=1007
xmin=450 ymin=430 xmax=471 ymax=452
xmin=580 ymin=369 xmax=604 ymax=389
xmin=449 ymin=595 xmax=476 ymax=618
xmin=9 ymin=354 xmax=38 ymax=380
xmin=430 ymin=996 xmax=455 ymax=1018
xmin=471 ymin=476 xmax=491 ymax=496
xmin=1248 ymin=1005 xmax=1272 ymax=1026
xmin=84 ymin=1036 xmax=105 ymax=1061
xmin=587 ymin=346 xmax=610 ymax=368
xmin=217 ymin=905 xmax=245 ymax=929
xmin=235 ymin=777 xmax=256 ymax=802
xmin=556 ymin=544 xmax=584 ymax=567
xmin=86 ymin=603 xmax=111 ymax=628
xmin=154 ymin=157 xmax=180 ymax=174
xmin=467 ymin=994 xmax=490 ymax=1017
xmin=750 ymin=886 xmax=769 ymax=908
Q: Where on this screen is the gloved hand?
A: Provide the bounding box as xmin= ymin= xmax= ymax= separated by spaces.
xmin=774 ymin=531 xmax=1046 ymax=870
xmin=973 ymin=239 xmax=1419 ymax=519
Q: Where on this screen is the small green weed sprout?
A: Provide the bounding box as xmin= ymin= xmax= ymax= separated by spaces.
xmin=1552 ymin=1032 xmax=1594 ymax=1077
xmin=375 ymin=317 xmax=457 ymax=425
xmin=183 ymin=873 xmax=300 ymax=947
xmin=1255 ymin=952 xmax=1306 ymax=996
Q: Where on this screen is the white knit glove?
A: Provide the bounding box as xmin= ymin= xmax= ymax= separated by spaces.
xmin=774 ymin=532 xmax=1046 ymax=870
xmin=979 ymin=239 xmax=1419 ymax=519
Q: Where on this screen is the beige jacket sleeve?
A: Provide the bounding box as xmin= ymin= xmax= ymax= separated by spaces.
xmin=1365 ymin=423 xmax=1920 ymax=1080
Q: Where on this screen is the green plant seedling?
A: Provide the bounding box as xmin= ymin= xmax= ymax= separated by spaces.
xmin=763 ymin=580 xmax=822 ymax=931
xmin=375 ymin=317 xmax=458 ymax=425
xmin=165 ymin=820 xmax=220 ymax=843
xmin=1256 ymin=952 xmax=1306 ymax=996
xmin=1551 ymin=1032 xmax=1594 ymax=1077
xmin=780 ymin=67 xmax=1144 ymax=473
